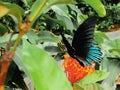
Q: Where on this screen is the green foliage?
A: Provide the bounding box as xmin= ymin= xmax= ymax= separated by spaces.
xmin=101 ymin=56 xmax=120 ymax=86
xmin=98 ymin=1 xmax=120 ymax=31
xmin=91 ymin=30 xmax=120 ymax=88
xmin=101 ymin=38 xmax=120 ymax=57
xmin=29 ymin=0 xmax=75 ymax=24
xmin=21 ymin=40 xmax=72 ymax=90
xmin=98 ymin=34 xmax=120 ymax=87
xmin=76 ymin=70 xmax=109 ymax=87
xmin=102 ymin=39 xmax=120 ymax=86
xmin=94 ymin=31 xmax=109 ymax=45
xmin=0 ymin=0 xmax=112 ymax=90
xmin=0 ymin=23 xmax=9 ymax=36
xmin=0 ymin=2 xmax=24 ymax=25
xmin=0 ymin=34 xmax=18 ymax=45
xmin=83 ymin=0 xmax=106 ymax=17
xmin=74 ymin=83 xmax=104 ymax=90
xmin=73 ymin=70 xmax=109 ymax=90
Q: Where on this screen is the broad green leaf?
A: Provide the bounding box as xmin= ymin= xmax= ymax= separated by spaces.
xmin=109 ymin=49 xmax=120 ymax=52
xmin=101 ymin=57 xmax=120 ymax=86
xmin=0 ymin=2 xmax=24 ymax=25
xmin=73 ymin=84 xmax=84 ymax=90
xmin=21 ymin=40 xmax=72 ymax=90
xmin=0 ymin=3 xmax=9 ymax=17
xmin=22 ymin=0 xmax=34 ymax=6
xmin=94 ymin=31 xmax=109 ymax=45
xmin=0 ymin=23 xmax=9 ymax=36
xmin=56 ymin=14 xmax=75 ymax=30
xmin=83 ymin=0 xmax=106 ymax=17
xmin=76 ymin=70 xmax=109 ymax=86
xmin=22 ymin=0 xmax=29 ymax=6
xmin=51 ymin=4 xmax=71 ymax=20
xmin=74 ymin=83 xmax=104 ymax=90
xmin=51 ymin=4 xmax=75 ymax=30
xmin=29 ymin=0 xmax=74 ymax=24
xmin=0 ymin=33 xmax=27 ymax=45
xmin=67 ymin=4 xmax=84 ymax=24
xmin=37 ymin=31 xmax=61 ymax=42
xmin=101 ymin=39 xmax=120 ymax=56
xmin=43 ymin=14 xmax=67 ymax=28
xmin=0 ymin=34 xmax=18 ymax=45
xmin=83 ymin=83 xmax=104 ymax=90
xmin=26 ymin=30 xmax=38 ymax=44
xmin=109 ymin=49 xmax=120 ymax=57
xmin=105 ymin=39 xmax=120 ymax=49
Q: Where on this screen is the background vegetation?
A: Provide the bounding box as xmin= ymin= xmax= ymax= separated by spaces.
xmin=0 ymin=0 xmax=120 ymax=90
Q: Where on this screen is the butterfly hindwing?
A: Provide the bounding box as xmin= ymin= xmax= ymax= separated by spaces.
xmin=86 ymin=44 xmax=102 ymax=63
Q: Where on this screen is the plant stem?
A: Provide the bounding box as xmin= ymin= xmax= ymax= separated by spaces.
xmin=12 ymin=31 xmax=24 ymax=53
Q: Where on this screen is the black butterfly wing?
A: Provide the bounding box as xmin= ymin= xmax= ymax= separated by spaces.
xmin=60 ymin=28 xmax=75 ymax=58
xmin=60 ymin=30 xmax=85 ymax=65
xmin=72 ymin=16 xmax=98 ymax=60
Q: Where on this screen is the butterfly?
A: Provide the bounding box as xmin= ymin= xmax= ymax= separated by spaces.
xmin=60 ymin=16 xmax=102 ymax=66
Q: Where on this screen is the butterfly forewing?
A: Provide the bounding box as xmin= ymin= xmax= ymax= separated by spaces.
xmin=72 ymin=16 xmax=98 ymax=59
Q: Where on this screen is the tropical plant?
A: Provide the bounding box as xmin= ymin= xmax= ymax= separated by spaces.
xmin=0 ymin=0 xmax=111 ymax=90
xmin=94 ymin=31 xmax=120 ymax=90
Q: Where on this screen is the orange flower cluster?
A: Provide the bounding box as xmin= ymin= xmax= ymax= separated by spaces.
xmin=63 ymin=54 xmax=95 ymax=83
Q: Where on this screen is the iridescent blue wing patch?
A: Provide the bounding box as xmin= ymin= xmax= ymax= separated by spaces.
xmin=86 ymin=44 xmax=102 ymax=64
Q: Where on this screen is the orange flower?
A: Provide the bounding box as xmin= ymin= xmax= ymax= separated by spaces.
xmin=63 ymin=54 xmax=95 ymax=83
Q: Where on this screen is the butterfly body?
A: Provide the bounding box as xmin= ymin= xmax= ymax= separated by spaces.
xmin=60 ymin=16 xmax=102 ymax=65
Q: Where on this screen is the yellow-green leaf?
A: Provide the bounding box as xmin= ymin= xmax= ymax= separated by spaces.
xmin=0 ymin=3 xmax=9 ymax=17
xmin=21 ymin=39 xmax=72 ymax=90
xmin=29 ymin=0 xmax=75 ymax=24
xmin=74 ymin=83 xmax=104 ymax=90
xmin=76 ymin=70 xmax=109 ymax=87
xmin=83 ymin=0 xmax=106 ymax=17
xmin=84 ymin=83 xmax=104 ymax=90
xmin=0 ymin=2 xmax=24 ymax=25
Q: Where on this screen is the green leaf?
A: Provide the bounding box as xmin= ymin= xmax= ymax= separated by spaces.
xmin=73 ymin=84 xmax=84 ymax=90
xmin=84 ymin=83 xmax=104 ymax=90
xmin=109 ymin=49 xmax=120 ymax=57
xmin=0 ymin=33 xmax=27 ymax=46
xmin=56 ymin=14 xmax=75 ymax=30
xmin=0 ymin=23 xmax=9 ymax=36
xmin=43 ymin=14 xmax=67 ymax=28
xmin=22 ymin=0 xmax=29 ymax=6
xmin=51 ymin=4 xmax=71 ymax=20
xmin=74 ymin=83 xmax=104 ymax=90
xmin=105 ymin=39 xmax=120 ymax=49
xmin=94 ymin=31 xmax=109 ymax=45
xmin=0 ymin=2 xmax=24 ymax=25
xmin=51 ymin=4 xmax=75 ymax=30
xmin=109 ymin=49 xmax=120 ymax=52
xmin=21 ymin=40 xmax=72 ymax=90
xmin=76 ymin=70 xmax=109 ymax=87
xmin=101 ymin=57 xmax=120 ymax=86
xmin=101 ymin=39 xmax=120 ymax=56
xmin=26 ymin=30 xmax=38 ymax=44
xmin=83 ymin=0 xmax=106 ymax=17
xmin=0 ymin=2 xmax=9 ymax=17
xmin=37 ymin=31 xmax=61 ymax=42
xmin=0 ymin=34 xmax=18 ymax=45
xmin=67 ymin=4 xmax=84 ymax=24
xmin=29 ymin=0 xmax=74 ymax=24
